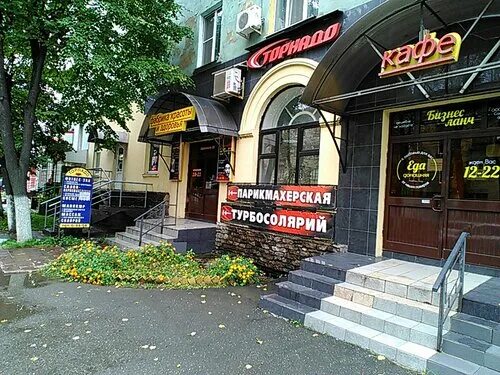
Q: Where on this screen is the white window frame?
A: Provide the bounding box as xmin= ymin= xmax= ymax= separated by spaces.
xmin=197 ymin=8 xmax=222 ymax=67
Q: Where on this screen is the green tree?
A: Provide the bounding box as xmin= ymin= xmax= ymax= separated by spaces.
xmin=0 ymin=0 xmax=191 ymax=241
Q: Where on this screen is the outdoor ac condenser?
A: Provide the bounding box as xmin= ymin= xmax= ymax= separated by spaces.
xmin=212 ymin=68 xmax=244 ymax=101
xmin=236 ymin=5 xmax=262 ymax=39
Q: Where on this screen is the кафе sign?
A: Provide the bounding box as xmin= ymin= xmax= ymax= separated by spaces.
xmin=379 ymin=32 xmax=462 ymax=78
xmin=221 ymin=184 xmax=336 ymax=238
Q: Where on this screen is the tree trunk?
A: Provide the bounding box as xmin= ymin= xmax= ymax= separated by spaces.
xmin=2 ymin=165 xmax=15 ymax=233
xmin=9 ymin=170 xmax=31 ymax=241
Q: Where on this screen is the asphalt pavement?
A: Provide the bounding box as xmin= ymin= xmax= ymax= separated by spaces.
xmin=0 ymin=272 xmax=418 ymax=375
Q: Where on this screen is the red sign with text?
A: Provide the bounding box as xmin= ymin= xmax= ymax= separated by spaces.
xmin=247 ymin=22 xmax=342 ymax=69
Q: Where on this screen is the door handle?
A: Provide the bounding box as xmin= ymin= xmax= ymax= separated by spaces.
xmin=431 ymin=195 xmax=443 ymax=212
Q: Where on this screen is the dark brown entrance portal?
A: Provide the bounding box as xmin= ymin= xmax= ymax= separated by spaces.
xmin=384 ymin=99 xmax=500 ymax=268
xmin=186 ymin=141 xmax=219 ymax=223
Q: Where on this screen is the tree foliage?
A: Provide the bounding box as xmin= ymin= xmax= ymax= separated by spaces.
xmin=0 ymin=0 xmax=192 ymax=240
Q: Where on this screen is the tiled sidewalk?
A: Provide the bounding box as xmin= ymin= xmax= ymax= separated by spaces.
xmin=0 ymin=247 xmax=63 ymax=274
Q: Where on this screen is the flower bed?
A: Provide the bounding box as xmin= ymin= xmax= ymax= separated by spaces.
xmin=43 ymin=241 xmax=260 ymax=288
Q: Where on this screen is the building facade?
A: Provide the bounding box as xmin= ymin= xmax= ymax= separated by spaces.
xmin=102 ymin=0 xmax=499 ymax=271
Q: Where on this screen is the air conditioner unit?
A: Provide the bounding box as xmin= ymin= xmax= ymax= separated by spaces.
xmin=213 ymin=68 xmax=244 ymax=101
xmin=236 ymin=5 xmax=262 ymax=39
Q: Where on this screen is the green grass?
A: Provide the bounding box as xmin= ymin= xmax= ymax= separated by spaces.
xmin=0 ymin=212 xmax=46 ymax=232
xmin=1 ymin=236 xmax=83 ymax=249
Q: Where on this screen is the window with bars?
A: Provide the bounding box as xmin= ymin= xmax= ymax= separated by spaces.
xmin=275 ymin=0 xmax=319 ymax=32
xmin=199 ymin=8 xmax=222 ymax=67
xmin=258 ymin=86 xmax=321 ymax=185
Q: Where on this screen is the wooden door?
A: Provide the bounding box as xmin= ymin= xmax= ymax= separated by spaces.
xmin=186 ymin=141 xmax=219 ymax=222
xmin=384 ymin=139 xmax=446 ymax=259
xmin=384 ymin=101 xmax=500 ymax=267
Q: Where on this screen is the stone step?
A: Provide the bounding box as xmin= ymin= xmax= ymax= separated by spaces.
xmin=443 ymin=331 xmax=500 ymax=371
xmin=259 ymin=294 xmax=315 ymax=324
xmin=115 ymin=231 xmax=161 ymax=247
xmin=125 ymin=227 xmax=187 ymax=252
xmin=332 ymin=281 xmax=453 ymax=328
xmin=451 ymin=313 xmax=500 ymax=345
xmin=427 ymin=352 xmax=484 ymax=375
xmin=345 ymin=268 xmax=444 ymax=306
xmin=287 ymin=270 xmax=341 ymax=294
xmin=303 ymin=310 xmax=437 ymax=372
xmin=300 ymin=252 xmax=380 ymax=282
xmin=276 ymin=281 xmax=330 ymax=310
xmin=108 ymin=237 xmax=136 ymax=251
xmin=320 ymin=295 xmax=440 ymax=349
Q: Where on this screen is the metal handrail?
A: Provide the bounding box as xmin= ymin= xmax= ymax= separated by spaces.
xmin=134 ymin=199 xmax=177 ymax=246
xmin=432 ymin=231 xmax=470 ymax=351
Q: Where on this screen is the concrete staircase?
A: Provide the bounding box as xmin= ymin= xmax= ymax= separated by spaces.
xmin=260 ymin=253 xmax=500 ymax=374
xmin=111 ymin=218 xmax=216 ymax=254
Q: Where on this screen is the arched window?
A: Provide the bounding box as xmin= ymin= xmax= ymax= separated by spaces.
xmin=258 ymin=86 xmax=321 ymax=184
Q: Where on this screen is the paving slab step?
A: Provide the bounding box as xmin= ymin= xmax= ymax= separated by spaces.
xmin=303 ymin=310 xmax=437 ymax=372
xmin=125 ymin=226 xmax=178 ymax=243
xmin=451 ymin=313 xmax=500 ymax=344
xmin=115 ymin=231 xmax=161 ymax=247
xmin=300 ymin=252 xmax=381 ymax=281
xmin=277 ymin=281 xmax=330 ymax=309
xmin=319 ymin=295 xmax=440 ymax=349
xmin=427 ymin=352 xmax=482 ymax=375
xmin=259 ymin=294 xmax=315 ymax=324
xmin=288 ymin=269 xmax=341 ymax=294
xmin=443 ymin=331 xmax=494 ymax=368
xmin=332 ymin=281 xmax=453 ymax=328
xmin=345 ymin=268 xmax=445 ymax=306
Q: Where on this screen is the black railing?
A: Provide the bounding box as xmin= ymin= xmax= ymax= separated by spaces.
xmin=432 ymin=231 xmax=470 ymax=351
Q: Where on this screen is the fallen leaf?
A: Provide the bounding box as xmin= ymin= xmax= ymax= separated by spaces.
xmin=30 ymin=357 xmax=38 ymax=362
xmin=230 ymin=292 xmax=236 ymax=296
xmin=190 ymin=332 xmax=196 ymax=336
xmin=24 ymin=329 xmax=32 ymax=333
xmin=83 ymin=308 xmax=93 ymax=312
xmin=377 ymin=355 xmax=385 ymax=361
xmin=208 ymin=312 xmax=212 ymax=315
xmin=42 ymin=344 xmax=47 ymax=348
xmin=85 ymin=331 xmax=91 ymax=334
xmin=122 ymin=318 xmax=129 ymax=322
xmin=245 ymin=364 xmax=252 ymax=370
xmin=30 ymin=344 xmax=37 ymax=348
xmin=237 ymin=301 xmax=242 ymax=304
xmin=312 ymin=333 xmax=319 ymax=337
xmin=201 ymin=294 xmax=206 ymax=298
xmin=201 ymin=300 xmax=206 ymax=304
xmin=141 ymin=345 xmax=149 ymax=349
xmin=263 ymin=288 xmax=267 ymax=291
xmin=40 ymin=324 xmax=45 ymax=327
xmin=262 ymin=310 xmax=268 ymax=314
xmin=149 ymin=345 xmax=156 ymax=350
xmin=153 ymin=358 xmax=158 ymax=361
xmin=76 ymin=286 xmax=81 ymax=289
xmin=65 ymin=323 xmax=72 ymax=327
xmin=256 ymin=339 xmax=263 ymax=345
xmin=1 ymin=319 xmax=7 ymax=323
xmin=72 ymin=336 xmax=80 ymax=341
xmin=58 ymin=291 xmax=64 ymax=294
xmin=107 ymin=290 xmax=111 ymax=293
xmin=83 ymin=321 xmax=89 ymax=325
xmin=218 ymin=324 xmax=226 ymax=329
xmin=176 ymin=364 xmax=181 ymax=368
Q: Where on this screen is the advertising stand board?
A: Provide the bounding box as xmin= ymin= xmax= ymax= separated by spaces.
xmin=59 ymin=168 xmax=93 ymax=229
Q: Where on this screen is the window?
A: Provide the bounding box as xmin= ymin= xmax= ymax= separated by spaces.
xmin=275 ymin=0 xmax=318 ymax=31
xmin=199 ymin=8 xmax=222 ymax=67
xmin=258 ymin=86 xmax=321 ymax=185
xmin=94 ymin=151 xmax=101 ymax=168
xmin=148 ymin=144 xmax=160 ymax=173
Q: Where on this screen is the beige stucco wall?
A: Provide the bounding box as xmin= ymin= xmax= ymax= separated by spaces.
xmin=217 ymin=58 xmax=341 ymax=220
